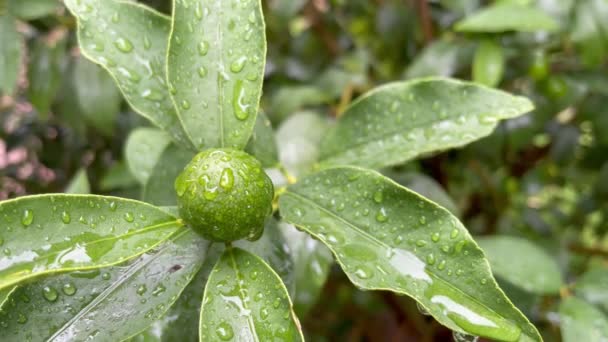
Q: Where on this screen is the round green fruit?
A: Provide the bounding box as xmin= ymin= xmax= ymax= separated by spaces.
xmin=175 ymin=148 xmax=274 ymax=242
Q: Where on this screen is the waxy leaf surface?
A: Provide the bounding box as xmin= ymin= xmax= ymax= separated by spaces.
xmin=125 ymin=128 xmax=173 ymax=185
xmin=199 ymin=248 xmax=303 ymax=341
xmin=279 ymin=167 xmax=541 ymax=341
xmin=559 ymin=296 xmax=608 ymax=342
xmin=0 ymin=195 xmax=182 ymax=290
xmin=319 ymin=78 xmax=533 ymax=169
xmin=168 ymin=0 xmax=266 ymax=150
xmin=454 ymin=4 xmax=559 ymax=33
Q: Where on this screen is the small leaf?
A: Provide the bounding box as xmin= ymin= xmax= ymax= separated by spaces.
xmin=99 ymin=161 xmax=138 ymax=191
xmin=277 ymin=111 xmax=330 ymax=177
xmin=472 ymin=40 xmax=505 ymax=87
xmin=125 ymin=128 xmax=173 ymax=185
xmin=0 ymin=14 xmax=22 ymax=95
xmin=63 ymin=0 xmax=194 ymax=149
xmin=167 ymin=0 xmax=267 ymax=150
xmin=8 ymin=0 xmax=58 ymax=20
xmin=0 ymin=229 xmax=208 ymax=341
xmin=27 ymin=36 xmax=66 ymax=119
xmin=65 ymin=168 xmax=91 ymax=194
xmin=281 ymin=221 xmax=333 ymax=317
xmin=72 ymin=56 xmax=122 ymax=137
xmin=574 ymin=265 xmax=608 ymax=312
xmin=279 ymin=167 xmax=541 ymax=341
xmin=245 ymin=112 xmax=279 ymax=168
xmin=143 ymin=144 xmax=194 ymax=206
xmin=405 ymin=38 xmax=474 ymax=79
xmin=560 ymin=296 xmax=608 ymax=342
xmin=319 ymin=78 xmax=534 ymax=169
xmin=0 ymin=194 xmax=183 ymax=290
xmin=454 ymin=3 xmax=559 ymax=33
xmin=199 ymin=247 xmax=303 ymax=341
xmin=477 ymin=236 xmax=562 ymax=294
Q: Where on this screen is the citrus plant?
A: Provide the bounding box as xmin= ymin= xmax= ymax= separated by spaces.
xmin=1 ymin=0 xmax=602 ymax=341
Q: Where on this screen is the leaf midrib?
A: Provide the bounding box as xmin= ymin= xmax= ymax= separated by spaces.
xmin=47 ymin=229 xmax=188 ymax=341
xmin=282 ymin=191 xmax=520 ymax=333
xmin=228 ymin=249 xmax=260 ymax=342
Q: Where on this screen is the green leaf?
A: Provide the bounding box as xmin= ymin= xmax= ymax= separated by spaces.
xmin=8 ymin=0 xmax=58 ymax=20
xmin=405 ymin=39 xmax=474 ymax=79
xmin=387 ymin=172 xmax=460 ymax=216
xmin=560 ymin=296 xmax=608 ymax=342
xmin=0 ymin=194 xmax=183 ymax=290
xmin=199 ymin=247 xmax=303 ymax=341
xmin=279 ymin=167 xmax=541 ymax=341
xmin=0 ymin=229 xmax=208 ymax=341
xmin=318 ymin=78 xmax=534 ymax=169
xmin=245 ymin=111 xmax=279 ymax=168
xmin=277 ymin=111 xmax=330 ymax=177
xmin=454 ymin=3 xmax=559 ymax=33
xmin=574 ymin=265 xmax=608 ymax=312
xmin=472 ymin=40 xmax=505 ymax=87
xmin=167 ymin=0 xmax=267 ymax=150
xmin=63 ymin=0 xmax=194 ymax=149
xmin=0 ymin=285 xmax=17 ymax=309
xmin=0 ymin=14 xmax=22 ymax=95
xmin=125 ymin=128 xmax=172 ymax=185
xmin=570 ymin=0 xmax=608 ymax=66
xmin=65 ymin=168 xmax=91 ymax=194
xmin=281 ymin=221 xmax=333 ymax=317
xmin=143 ymin=144 xmax=194 ymax=206
xmin=27 ymin=36 xmax=66 ymax=119
xmin=99 ymin=161 xmax=139 ymax=191
xmin=73 ymin=56 xmax=122 ymax=137
xmin=477 ymin=236 xmax=562 ymax=295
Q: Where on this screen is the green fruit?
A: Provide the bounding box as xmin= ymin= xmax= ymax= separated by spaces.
xmin=175 ymin=148 xmax=274 ymax=242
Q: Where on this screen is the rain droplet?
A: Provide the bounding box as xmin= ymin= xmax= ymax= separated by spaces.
xmin=42 ymin=286 xmax=58 ymax=302
xmin=431 ymin=232 xmax=440 ymax=242
xmin=233 ymin=80 xmax=249 ymax=121
xmin=137 ymin=284 xmax=147 ymax=295
xmin=114 ymin=37 xmax=133 ymax=53
xmin=16 ymin=314 xmax=27 ymax=324
xmin=109 ymin=201 xmax=117 ymax=211
xmin=124 ymin=212 xmax=135 ymax=223
xmin=426 ymin=253 xmax=436 ymax=265
xmin=21 ymin=209 xmax=34 ymax=227
xmin=62 ymin=282 xmax=77 ymax=296
xmin=102 ymin=272 xmax=111 ymax=280
xmin=375 ymin=208 xmax=388 ymax=222
xmin=198 ymin=66 xmax=208 ymax=78
xmin=373 ymin=191 xmax=383 ymax=203
xmin=230 ymin=56 xmax=247 ymax=73
xmin=198 ymin=41 xmax=209 ymax=56
xmin=215 ymin=322 xmax=234 ymax=340
xmin=220 ymin=168 xmax=234 ymax=190
xmin=181 ymin=100 xmax=191 ymax=110
xmin=450 ymin=229 xmax=460 ymax=239
xmin=152 ymin=284 xmax=166 ymax=296
xmin=143 ymin=36 xmax=151 ymax=50
xmin=354 ymin=266 xmax=373 ymax=279
xmin=61 ymin=211 xmax=71 ymax=224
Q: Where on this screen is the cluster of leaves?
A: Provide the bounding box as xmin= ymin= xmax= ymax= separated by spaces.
xmin=0 ymin=0 xmax=607 ymax=341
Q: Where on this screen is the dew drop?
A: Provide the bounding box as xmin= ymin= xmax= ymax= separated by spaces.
xmin=219 ymin=168 xmax=234 ymax=191
xmin=114 ymin=37 xmax=133 ymax=53
xmin=143 ymin=36 xmax=151 ymax=50
xmin=215 ymin=322 xmax=234 ymax=340
xmin=21 ymin=209 xmax=34 ymax=227
xmin=260 ymin=307 xmax=269 ymax=319
xmin=102 ymin=272 xmax=111 ymax=280
xmin=16 ymin=314 xmax=27 ymax=324
xmin=233 ymin=80 xmax=249 ymax=121
xmin=109 ymin=201 xmax=117 ymax=211
xmin=198 ymin=66 xmax=208 ymax=78
xmin=373 ymin=191 xmax=383 ymax=203
xmin=137 ymin=284 xmax=147 ymax=295
xmin=198 ymin=41 xmax=209 ymax=56
xmin=426 ymin=253 xmax=436 ymax=265
xmin=375 ymin=208 xmax=388 ymax=223
xmin=230 ymin=56 xmax=247 ymax=73
xmin=450 ymin=229 xmax=460 ymax=239
xmin=62 ymin=282 xmax=77 ymax=296
xmin=42 ymin=286 xmax=58 ymax=302
xmin=354 ymin=265 xmax=373 ymax=279
xmin=61 ymin=211 xmax=71 ymax=224
xmin=416 ymin=240 xmax=427 ymax=247
xmin=431 ymin=232 xmax=440 ymax=242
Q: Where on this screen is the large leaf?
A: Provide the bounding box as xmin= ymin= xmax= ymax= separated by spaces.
xmin=318 ymin=78 xmax=534 ymax=170
xmin=167 ymin=0 xmax=266 ymax=150
xmin=574 ymin=265 xmax=608 ymax=312
xmin=199 ymin=247 xmax=303 ymax=341
xmin=0 ymin=14 xmax=21 ymax=95
xmin=477 ymin=236 xmax=562 ymax=295
xmin=454 ymin=3 xmax=559 ymax=33
xmin=65 ymin=168 xmax=91 ymax=194
xmin=280 ymin=221 xmax=333 ymax=317
xmin=245 ymin=112 xmax=279 ymax=168
xmin=0 ymin=229 xmax=208 ymax=341
xmin=559 ymin=296 xmax=608 ymax=342
xmin=63 ymin=0 xmax=194 ymax=149
xmin=0 ymin=194 xmax=183 ymax=290
xmin=143 ymin=144 xmax=194 ymax=206
xmin=279 ymin=167 xmax=541 ymax=341
xmin=73 ymin=56 xmax=122 ymax=137
xmin=125 ymin=128 xmax=172 ymax=185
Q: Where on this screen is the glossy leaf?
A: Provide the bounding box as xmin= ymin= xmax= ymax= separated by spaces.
xmin=574 ymin=265 xmax=608 ymax=312
xmin=8 ymin=0 xmax=58 ymax=20
xmin=143 ymin=144 xmax=194 ymax=206
xmin=73 ymin=56 xmax=121 ymax=137
xmin=27 ymin=37 xmax=66 ymax=118
xmin=98 ymin=161 xmax=139 ymax=191
xmin=281 ymin=221 xmax=333 ymax=317
xmin=477 ymin=236 xmax=562 ymax=295
xmin=0 ymin=14 xmax=21 ymax=95
xmin=0 ymin=285 xmax=16 ymax=309
xmin=454 ymin=3 xmax=559 ymax=33
xmin=277 ymin=111 xmax=330 ymax=177
xmin=63 ymin=0 xmax=194 ymax=149
xmin=559 ymin=296 xmax=608 ymax=342
xmin=473 ymin=40 xmax=504 ymax=87
xmin=167 ymin=0 xmax=266 ymax=150
xmin=0 ymin=194 xmax=183 ymax=290
xmin=245 ymin=112 xmax=279 ymax=168
xmin=0 ymin=229 xmax=208 ymax=341
xmin=65 ymin=169 xmax=91 ymax=194
xmin=125 ymin=128 xmax=172 ymax=185
xmin=387 ymin=172 xmax=460 ymax=216
xmin=279 ymin=167 xmax=541 ymax=341
xmin=199 ymin=247 xmax=303 ymax=341
xmin=318 ymin=78 xmax=534 ymax=169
